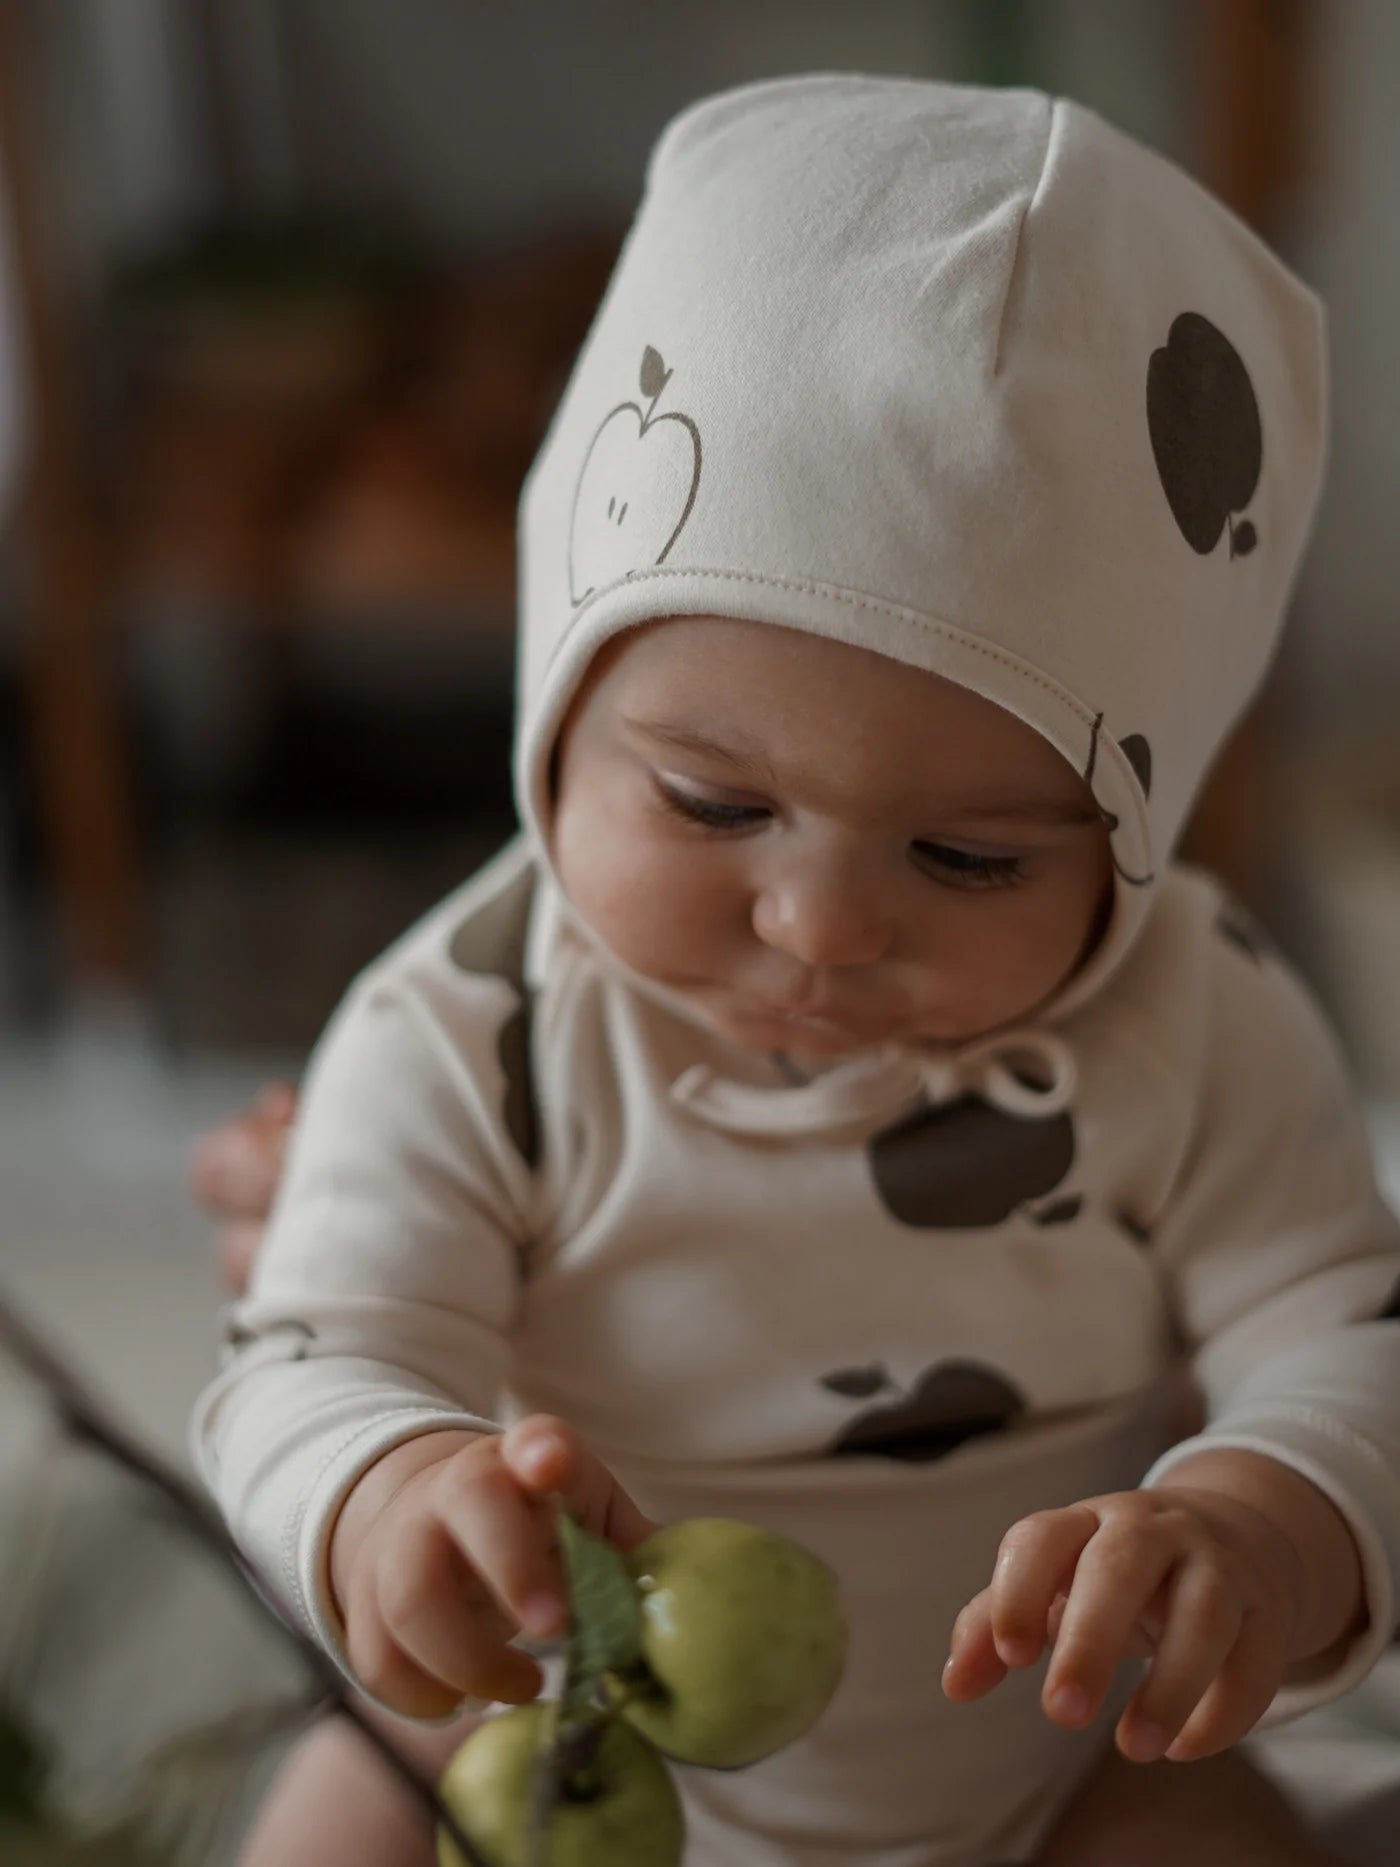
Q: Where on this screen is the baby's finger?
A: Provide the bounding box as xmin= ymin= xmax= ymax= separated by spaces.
xmin=217 ymin=1219 xmax=266 ymax=1298
xmin=500 ymin=1415 xmax=658 ymax=1549
xmin=352 ymin=1612 xmax=538 ymax=1720
xmin=433 ymin=1453 xmax=571 ymax=1640
xmin=190 ymin=1114 xmax=288 ymax=1222
xmin=1115 ymin=1560 xmax=1241 ymax=1762
xmin=1043 ymin=1531 xmax=1176 ymax=1728
xmin=942 ymin=1591 xmax=1009 ymax=1702
xmin=348 ymin=1627 xmax=472 ymax=1720
xmin=1163 ymin=1611 xmax=1287 ymax=1762
xmin=253 ymin=1080 xmax=298 ymax=1123
xmin=374 ymin=1516 xmax=544 ymax=1708
xmin=989 ymin=1506 xmax=1098 ymax=1667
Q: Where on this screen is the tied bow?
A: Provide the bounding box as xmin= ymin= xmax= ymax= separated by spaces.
xmin=670 ymin=1027 xmax=1077 ymax=1139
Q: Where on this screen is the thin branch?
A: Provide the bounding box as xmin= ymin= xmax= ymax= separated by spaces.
xmin=0 ymin=1283 xmax=491 ymax=1867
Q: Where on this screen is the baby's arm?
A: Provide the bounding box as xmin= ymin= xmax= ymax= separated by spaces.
xmin=189 ymin=943 xmax=640 ymax=1697
xmin=947 ymin=908 xmax=1400 ymax=1761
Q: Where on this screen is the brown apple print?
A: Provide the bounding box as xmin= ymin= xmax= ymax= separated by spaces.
xmin=867 ymin=1094 xmax=1076 ymax=1229
xmin=1034 ymin=1194 xmax=1084 ymax=1227
xmin=448 ymin=917 xmax=538 ymax=1169
xmin=1083 ymin=712 xmax=1154 ymax=889
xmin=496 ymin=994 xmax=539 ymax=1168
xmin=568 ymin=346 xmax=702 ymax=605
xmin=1148 ymin=312 xmax=1262 ymax=559
xmin=822 ymin=1361 xmax=1026 ymax=1463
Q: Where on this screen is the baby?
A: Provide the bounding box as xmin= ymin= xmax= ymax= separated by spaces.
xmin=192 ymin=76 xmax=1400 ymax=1867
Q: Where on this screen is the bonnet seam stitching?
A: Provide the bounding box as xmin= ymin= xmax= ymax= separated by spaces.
xmin=555 ymin=563 xmax=1155 ymax=855
xmin=990 ymin=93 xmax=1056 ymax=378
xmin=577 ymin=566 xmax=1088 ymax=715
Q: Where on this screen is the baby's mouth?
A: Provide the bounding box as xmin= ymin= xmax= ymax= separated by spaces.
xmin=772 ymin=1008 xmax=854 ymax=1033
xmin=742 ymin=998 xmax=851 ymax=1025
xmin=731 ymin=1000 xmax=877 ymax=1049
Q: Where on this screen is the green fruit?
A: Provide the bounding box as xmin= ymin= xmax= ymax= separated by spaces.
xmin=437 ymin=1703 xmax=683 ymax=1867
xmin=612 ymin=1517 xmax=848 ymax=1769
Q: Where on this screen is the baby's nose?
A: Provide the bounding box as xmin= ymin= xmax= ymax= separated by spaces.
xmin=751 ymin=871 xmax=892 ymax=968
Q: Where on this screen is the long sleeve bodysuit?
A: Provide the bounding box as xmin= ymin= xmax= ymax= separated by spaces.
xmin=193 ymin=844 xmax=1400 ymax=1866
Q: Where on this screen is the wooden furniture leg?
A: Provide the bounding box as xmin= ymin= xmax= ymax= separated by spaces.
xmin=1182 ymin=0 xmax=1310 ymax=906
xmin=0 ymin=7 xmax=144 ymax=990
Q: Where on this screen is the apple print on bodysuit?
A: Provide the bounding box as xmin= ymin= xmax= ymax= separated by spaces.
xmin=820 ymin=1360 xmax=1026 ymax=1463
xmin=867 ymin=1089 xmax=1077 ymax=1229
xmin=568 ymin=346 xmax=702 ymax=606
xmin=494 ymin=995 xmax=539 ymax=1169
xmin=448 ymin=901 xmax=540 ymax=1170
xmin=1148 ymin=312 xmax=1262 ymax=560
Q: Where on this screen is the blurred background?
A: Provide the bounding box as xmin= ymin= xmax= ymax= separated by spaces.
xmin=1 ymin=2 xmax=1399 ymax=1859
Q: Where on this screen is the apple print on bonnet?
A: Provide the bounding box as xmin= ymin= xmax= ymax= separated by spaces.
xmin=514 ymin=73 xmax=1326 ymax=1009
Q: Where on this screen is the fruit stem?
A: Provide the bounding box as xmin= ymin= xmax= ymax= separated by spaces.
xmin=545 ymin=1706 xmax=612 ymax=1807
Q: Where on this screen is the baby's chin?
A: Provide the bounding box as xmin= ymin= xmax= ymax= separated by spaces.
xmin=711 ymin=999 xmax=1066 ymax=1062
xmin=625 ymin=962 xmax=1034 ymax=1058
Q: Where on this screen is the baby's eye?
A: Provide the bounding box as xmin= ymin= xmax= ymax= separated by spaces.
xmin=913 ymin=842 xmax=1025 ymax=889
xmin=654 ymin=780 xmax=769 ymax=831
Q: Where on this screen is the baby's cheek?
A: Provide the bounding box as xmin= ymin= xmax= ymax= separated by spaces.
xmin=554 ymin=785 xmax=641 ymax=919
xmin=938 ymin=905 xmax=1090 ymax=1033
xmin=564 ymin=824 xmax=711 ymax=975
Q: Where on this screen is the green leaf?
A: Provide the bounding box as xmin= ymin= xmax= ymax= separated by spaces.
xmin=557 ymin=1515 xmax=642 ymax=1716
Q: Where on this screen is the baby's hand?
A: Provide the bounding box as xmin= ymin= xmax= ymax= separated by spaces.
xmin=330 ymin=1414 xmax=660 ymax=1718
xmin=942 ymin=1486 xmax=1305 ymax=1764
xmin=190 ymin=1080 xmax=298 ymax=1296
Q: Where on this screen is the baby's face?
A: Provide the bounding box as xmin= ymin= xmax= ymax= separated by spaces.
xmin=552 ymin=617 xmax=1112 ymax=1058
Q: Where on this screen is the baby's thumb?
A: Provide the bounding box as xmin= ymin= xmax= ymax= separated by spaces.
xmin=501 ymin=1415 xmax=659 ymax=1551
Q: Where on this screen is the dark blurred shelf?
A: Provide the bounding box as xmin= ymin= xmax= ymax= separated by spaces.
xmin=151 ymin=815 xmax=515 ymax=1053
xmin=0 ymin=102 xmax=618 ymax=1000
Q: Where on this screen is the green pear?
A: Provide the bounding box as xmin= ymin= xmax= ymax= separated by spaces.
xmin=612 ymin=1517 xmax=847 ymax=1769
xmin=437 ymin=1702 xmax=683 ymax=1867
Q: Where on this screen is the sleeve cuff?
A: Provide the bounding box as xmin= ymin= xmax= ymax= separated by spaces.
xmin=291 ymin=1406 xmax=502 ymax=1700
xmin=1142 ymin=1417 xmax=1398 ymax=1726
